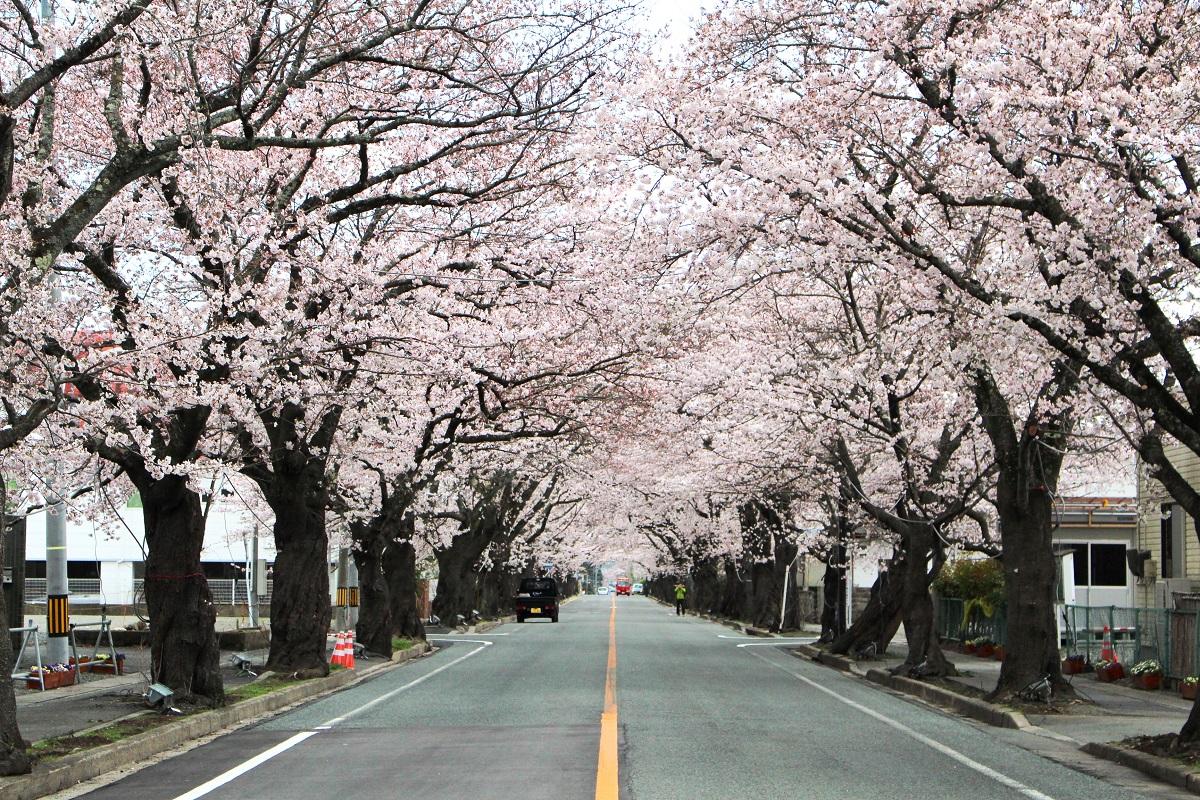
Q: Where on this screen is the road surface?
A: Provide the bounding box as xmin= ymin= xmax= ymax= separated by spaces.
xmin=66 ymin=596 xmax=1188 ymax=800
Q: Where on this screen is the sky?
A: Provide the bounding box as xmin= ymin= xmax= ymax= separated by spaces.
xmin=642 ymin=0 xmax=712 ymax=51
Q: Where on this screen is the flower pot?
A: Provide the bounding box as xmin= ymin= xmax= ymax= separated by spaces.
xmin=993 ymin=646 xmax=1005 ymax=662
xmin=977 ymin=644 xmax=995 ymax=658
xmin=1181 ymin=682 xmax=1199 ymax=700
xmin=1062 ymin=658 xmax=1086 ymax=675
xmin=27 ymin=669 xmax=76 ymax=690
xmin=1133 ymin=672 xmax=1163 ymax=691
xmin=964 ymin=643 xmax=976 ymax=654
xmin=1097 ymin=663 xmax=1125 ymax=682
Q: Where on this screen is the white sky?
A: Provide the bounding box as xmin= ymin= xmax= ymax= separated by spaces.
xmin=641 ymin=0 xmax=712 ymax=52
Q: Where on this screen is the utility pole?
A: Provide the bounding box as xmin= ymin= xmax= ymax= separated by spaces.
xmin=335 ymin=547 xmax=349 ymax=631
xmin=248 ymin=525 xmax=259 ymax=628
xmin=38 ymin=0 xmax=68 ymax=666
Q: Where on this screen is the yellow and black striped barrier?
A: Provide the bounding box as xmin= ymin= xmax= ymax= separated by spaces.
xmin=47 ymin=594 xmax=69 ymax=637
xmin=348 ymin=587 xmax=359 ymax=607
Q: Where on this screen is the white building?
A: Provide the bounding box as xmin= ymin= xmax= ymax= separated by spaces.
xmin=19 ymin=492 xmax=276 ymax=607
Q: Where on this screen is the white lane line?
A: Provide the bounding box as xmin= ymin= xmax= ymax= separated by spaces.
xmin=736 ymin=641 xmax=817 ymax=647
xmin=322 ymin=641 xmax=492 ymax=726
xmin=717 ymin=634 xmax=816 ymax=641
xmin=170 ymin=640 xmax=493 ymax=800
xmin=431 ymin=631 xmax=511 ymax=636
xmin=170 ymin=732 xmax=317 ymax=800
xmin=744 ymin=648 xmax=1059 ymax=800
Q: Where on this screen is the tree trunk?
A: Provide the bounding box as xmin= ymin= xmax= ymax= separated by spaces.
xmin=896 ymin=527 xmax=954 ymax=677
xmin=990 ymin=484 xmax=1065 ymax=698
xmin=264 ymin=467 xmax=331 ymax=676
xmin=831 ymin=556 xmax=902 ymax=656
xmin=819 ymin=544 xmax=847 ymax=643
xmin=140 ymin=475 xmax=223 ymax=703
xmin=432 ymin=528 xmax=491 ymax=625
xmin=351 ymin=522 xmax=392 ymax=658
xmin=0 ymin=483 xmax=30 ymax=775
xmin=384 ymin=538 xmax=425 ymax=641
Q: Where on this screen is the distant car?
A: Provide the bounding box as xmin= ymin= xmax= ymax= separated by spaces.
xmin=514 ymin=577 xmax=559 ymax=623
xmin=632 ymin=583 xmax=643 ymax=594
xmin=597 ymin=586 xmax=611 ymax=595
xmin=615 ymin=579 xmax=632 ymax=596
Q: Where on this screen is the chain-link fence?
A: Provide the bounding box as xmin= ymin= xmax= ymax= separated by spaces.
xmin=938 ymin=598 xmax=1200 ymax=680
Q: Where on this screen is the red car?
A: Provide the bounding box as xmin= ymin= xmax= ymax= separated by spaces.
xmin=615 ymin=580 xmax=632 ymax=596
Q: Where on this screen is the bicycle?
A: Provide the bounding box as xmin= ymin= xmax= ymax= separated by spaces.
xmin=1017 ymin=673 xmax=1053 ymax=704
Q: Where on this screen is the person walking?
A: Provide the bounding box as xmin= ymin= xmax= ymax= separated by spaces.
xmin=674 ymin=581 xmax=687 ymax=616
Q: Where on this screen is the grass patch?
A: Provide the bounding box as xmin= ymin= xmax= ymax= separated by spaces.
xmin=392 ymin=636 xmax=415 ymax=652
xmin=227 ymin=676 xmax=301 ymax=702
xmin=31 ymin=714 xmax=170 ymax=761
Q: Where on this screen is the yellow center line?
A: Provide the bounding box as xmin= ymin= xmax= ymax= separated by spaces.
xmin=595 ymin=594 xmax=619 ymax=800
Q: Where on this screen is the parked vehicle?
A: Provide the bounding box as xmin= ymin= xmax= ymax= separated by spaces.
xmin=615 ymin=579 xmax=632 ymax=596
xmin=515 ymin=577 xmax=560 ymax=623
xmin=632 ymin=583 xmax=643 ymax=594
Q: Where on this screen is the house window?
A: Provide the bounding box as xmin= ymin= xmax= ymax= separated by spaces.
xmin=1090 ymin=544 xmax=1127 ymax=587
xmin=1062 ymin=542 xmax=1129 ymax=587
xmin=1162 ymin=504 xmax=1185 ymax=579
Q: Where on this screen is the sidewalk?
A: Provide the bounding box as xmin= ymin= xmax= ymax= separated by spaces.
xmin=868 ymin=643 xmax=1190 ymax=745
xmin=14 ymin=647 xmax=271 ymax=744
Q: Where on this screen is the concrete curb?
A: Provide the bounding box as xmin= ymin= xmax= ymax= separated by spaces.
xmin=0 ymin=656 xmax=410 ymax=800
xmin=473 ymin=617 xmax=512 ymax=634
xmin=792 ymin=644 xmax=1029 ymax=730
xmin=793 ymin=644 xmax=859 ymax=674
xmin=1082 ymin=741 xmax=1200 ymax=794
xmin=863 ymin=668 xmax=1030 ymax=730
xmin=390 ymin=641 xmax=433 ymax=663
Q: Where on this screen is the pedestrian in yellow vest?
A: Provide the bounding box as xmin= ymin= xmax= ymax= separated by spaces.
xmin=674 ymin=582 xmax=687 ymax=616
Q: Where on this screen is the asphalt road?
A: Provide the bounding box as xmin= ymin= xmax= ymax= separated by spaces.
xmin=67 ymin=596 xmax=1185 ymax=800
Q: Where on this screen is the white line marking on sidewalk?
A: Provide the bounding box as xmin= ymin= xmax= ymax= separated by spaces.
xmin=170 ymin=640 xmax=493 ymax=800
xmin=744 ymin=648 xmax=1059 ymax=800
xmin=170 ymin=732 xmax=317 ymax=800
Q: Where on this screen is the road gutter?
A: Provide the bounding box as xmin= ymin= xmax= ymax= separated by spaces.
xmin=1081 ymin=742 xmax=1200 ymax=795
xmin=791 ymin=644 xmax=1030 ymax=730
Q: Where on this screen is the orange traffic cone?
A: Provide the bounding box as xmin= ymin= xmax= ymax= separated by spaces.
xmin=330 ymin=632 xmax=346 ymax=667
xmin=345 ymin=630 xmax=356 ymax=669
xmin=1100 ymin=625 xmax=1117 ymax=662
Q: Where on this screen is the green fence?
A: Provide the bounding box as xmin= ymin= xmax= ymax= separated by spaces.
xmin=937 ymin=599 xmax=1200 ymax=680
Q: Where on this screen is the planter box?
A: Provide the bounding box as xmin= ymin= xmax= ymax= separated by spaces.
xmin=1062 ymin=658 xmax=1086 ymax=675
xmin=1133 ymin=672 xmax=1163 ymax=691
xmin=976 ymin=644 xmax=995 ymax=658
xmin=1096 ymin=663 xmax=1126 ymax=682
xmin=26 ymin=669 xmax=77 ymax=690
xmin=1181 ymin=682 xmax=1199 ymax=700
xmin=963 ymin=643 xmax=977 ymax=654
xmin=88 ymin=657 xmax=125 ymax=675
xmin=993 ymin=646 xmax=1005 ymax=662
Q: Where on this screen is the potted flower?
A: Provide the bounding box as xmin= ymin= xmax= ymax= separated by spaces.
xmin=1062 ymin=654 xmax=1087 ymax=675
xmin=993 ymin=644 xmax=1005 ymax=662
xmin=963 ymin=639 xmax=977 ymax=655
xmin=1182 ymin=676 xmax=1200 ymax=700
xmin=88 ymin=653 xmax=125 ymax=675
xmin=1129 ymin=659 xmax=1163 ymax=691
xmin=1095 ymin=659 xmax=1125 ymax=682
xmin=975 ymin=638 xmax=995 ymax=659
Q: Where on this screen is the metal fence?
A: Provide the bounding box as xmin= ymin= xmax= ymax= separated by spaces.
xmin=937 ymin=598 xmax=1200 ymax=680
xmin=133 ymin=578 xmax=272 ymax=605
xmin=24 ymin=578 xmax=272 ymax=605
xmin=23 ymin=579 xmax=102 ymax=600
